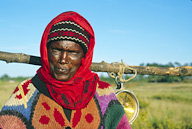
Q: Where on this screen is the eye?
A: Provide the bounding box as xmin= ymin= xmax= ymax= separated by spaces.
xmin=51 ymin=48 xmax=61 ymax=55
xmin=68 ymin=50 xmax=79 ymax=54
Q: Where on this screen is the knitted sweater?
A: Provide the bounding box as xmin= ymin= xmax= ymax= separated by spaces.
xmin=0 ymin=75 xmax=131 ymax=129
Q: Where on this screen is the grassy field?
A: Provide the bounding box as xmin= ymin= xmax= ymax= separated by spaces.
xmin=117 ymin=82 xmax=192 ymax=129
xmin=0 ymin=81 xmax=192 ymax=128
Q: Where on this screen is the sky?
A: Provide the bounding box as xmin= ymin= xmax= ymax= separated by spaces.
xmin=0 ymin=0 xmax=192 ymax=77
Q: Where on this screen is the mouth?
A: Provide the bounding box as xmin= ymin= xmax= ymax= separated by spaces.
xmin=55 ymin=67 xmax=69 ymax=74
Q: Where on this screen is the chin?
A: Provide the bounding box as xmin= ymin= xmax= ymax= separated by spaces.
xmin=55 ymin=75 xmax=71 ymax=82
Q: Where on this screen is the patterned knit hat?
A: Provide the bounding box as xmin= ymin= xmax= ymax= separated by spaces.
xmin=47 ymin=19 xmax=90 ymax=54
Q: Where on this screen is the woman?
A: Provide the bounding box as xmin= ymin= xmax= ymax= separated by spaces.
xmin=0 ymin=11 xmax=131 ymax=129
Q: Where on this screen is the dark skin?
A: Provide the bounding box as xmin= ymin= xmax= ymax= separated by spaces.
xmin=48 ymin=40 xmax=84 ymax=81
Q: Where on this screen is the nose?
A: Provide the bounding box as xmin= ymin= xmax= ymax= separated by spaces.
xmin=60 ymin=51 xmax=69 ymax=64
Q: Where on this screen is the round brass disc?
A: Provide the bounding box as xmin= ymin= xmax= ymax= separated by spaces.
xmin=116 ymin=90 xmax=139 ymax=124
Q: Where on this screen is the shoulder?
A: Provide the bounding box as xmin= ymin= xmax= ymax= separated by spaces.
xmin=0 ymin=78 xmax=39 ymax=113
xmin=94 ymin=81 xmax=131 ymax=128
xmin=2 ymin=79 xmax=38 ymax=108
xmin=95 ymin=80 xmax=123 ymax=113
xmin=96 ymin=80 xmax=114 ymax=96
xmin=0 ymin=78 xmax=38 ymax=128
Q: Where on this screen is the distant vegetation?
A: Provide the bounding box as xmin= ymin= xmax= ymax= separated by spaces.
xmin=0 ymin=74 xmax=30 ymax=82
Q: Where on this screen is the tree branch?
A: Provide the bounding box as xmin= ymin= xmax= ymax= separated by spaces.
xmin=0 ymin=51 xmax=192 ymax=76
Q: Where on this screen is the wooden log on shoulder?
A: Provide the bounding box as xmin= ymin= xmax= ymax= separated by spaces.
xmin=0 ymin=51 xmax=41 ymax=65
xmin=0 ymin=51 xmax=192 ymax=76
xmin=90 ymin=62 xmax=192 ymax=76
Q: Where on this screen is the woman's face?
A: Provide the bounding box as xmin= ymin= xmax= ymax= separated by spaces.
xmin=48 ymin=40 xmax=84 ymax=81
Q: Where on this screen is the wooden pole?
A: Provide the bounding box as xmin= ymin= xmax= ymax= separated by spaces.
xmin=0 ymin=51 xmax=192 ymax=76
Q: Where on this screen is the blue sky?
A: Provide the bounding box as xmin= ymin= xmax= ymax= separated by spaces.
xmin=0 ymin=0 xmax=192 ymax=77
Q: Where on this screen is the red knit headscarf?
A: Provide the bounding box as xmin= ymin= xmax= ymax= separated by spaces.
xmin=37 ymin=11 xmax=99 ymax=110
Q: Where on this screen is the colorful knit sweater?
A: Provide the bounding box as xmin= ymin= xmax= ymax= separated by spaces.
xmin=0 ymin=75 xmax=131 ymax=129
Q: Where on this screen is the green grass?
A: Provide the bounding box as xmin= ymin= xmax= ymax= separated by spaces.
xmin=0 ymin=81 xmax=192 ymax=128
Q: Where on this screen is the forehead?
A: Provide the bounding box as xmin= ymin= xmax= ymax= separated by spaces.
xmin=49 ymin=40 xmax=83 ymax=49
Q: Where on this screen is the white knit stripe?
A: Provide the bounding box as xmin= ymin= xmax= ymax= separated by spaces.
xmin=54 ymin=21 xmax=85 ymax=31
xmin=47 ymin=36 xmax=88 ymax=50
xmin=49 ymin=28 xmax=89 ymax=42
